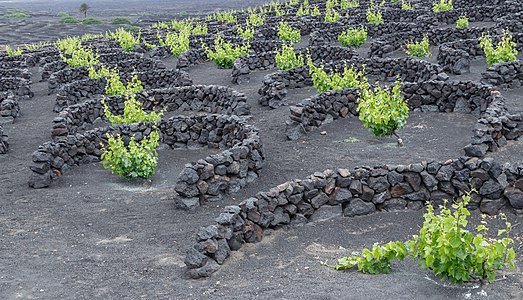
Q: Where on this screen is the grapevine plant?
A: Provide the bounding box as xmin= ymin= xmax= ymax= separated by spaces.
xmin=366 ymin=8 xmax=383 ymax=25
xmin=238 ymin=25 xmax=255 ymax=41
xmin=101 ymin=130 xmax=160 ymax=180
xmin=102 ymin=94 xmax=164 ymax=125
xmin=341 ymin=0 xmax=360 ymax=9
xmin=328 ymin=191 xmax=516 ymax=284
xmin=324 ymin=8 xmax=341 ymax=23
xmin=278 ymin=21 xmax=301 ymax=43
xmin=105 ymin=70 xmax=143 ymax=96
xmin=307 ymin=55 xmax=365 ymax=93
xmin=157 ymin=30 xmax=190 ymax=57
xmin=107 ymin=27 xmax=141 ymax=52
xmin=479 ymin=30 xmax=519 ymax=66
xmin=203 ymin=36 xmax=251 ymax=69
xmin=405 ymin=35 xmax=431 ymax=57
xmin=6 ymin=46 xmax=23 ymax=57
xmin=338 ymin=26 xmax=368 ymax=48
xmin=456 ymin=15 xmax=469 ymax=28
xmin=357 ymin=79 xmax=409 ymax=145
xmin=275 ymin=43 xmax=304 ymax=70
xmin=432 ymin=0 xmax=453 ymax=12
xmin=401 ymin=1 xmax=413 ymax=10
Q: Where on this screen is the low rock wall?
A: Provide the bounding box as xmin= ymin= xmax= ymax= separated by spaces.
xmin=47 ymin=58 xmax=166 ymax=93
xmin=232 ymin=45 xmax=355 ymax=84
xmin=52 ymin=85 xmax=251 ymax=138
xmin=0 ymin=124 xmax=7 ymax=154
xmin=184 ymin=156 xmax=523 ymax=278
xmin=0 ymin=92 xmax=20 ymax=120
xmin=0 ymin=68 xmax=31 ymax=79
xmin=0 ymin=77 xmax=33 ymax=99
xmin=54 ymin=69 xmax=193 ymax=112
xmin=41 ymin=51 xmax=143 ymax=81
xmin=285 ymin=80 xmax=494 ymax=140
xmin=30 ymin=115 xmax=264 ymax=202
xmin=464 ymin=91 xmax=523 ymax=157
xmin=481 ymin=60 xmax=523 ymax=89
xmin=258 ymin=57 xmax=445 ymax=108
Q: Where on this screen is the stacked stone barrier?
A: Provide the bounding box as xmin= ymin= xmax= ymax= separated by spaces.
xmin=30 ymin=115 xmax=264 ymax=201
xmin=309 ymin=22 xmax=418 ymax=47
xmin=47 ymin=58 xmax=166 ymax=93
xmin=439 ymin=32 xmax=523 ymax=75
xmin=232 ymin=45 xmax=355 ymax=84
xmin=184 ymin=156 xmax=523 ymax=278
xmin=52 ymin=85 xmax=251 ymax=138
xmin=0 ymin=77 xmax=33 ymax=99
xmin=41 ymin=51 xmax=143 ymax=81
xmin=0 ymin=124 xmax=7 ymax=154
xmin=258 ymin=57 xmax=445 ymax=108
xmin=464 ymin=91 xmax=523 ymax=157
xmin=0 ymin=68 xmax=31 ymax=80
xmin=0 ymin=60 xmax=26 ymax=70
xmin=285 ymin=80 xmax=494 ymax=139
xmin=0 ymin=92 xmax=20 ymax=120
xmin=54 ymin=69 xmax=193 ymax=112
xmin=481 ymin=60 xmax=523 ymax=89
xmin=164 ymin=115 xmax=264 ymax=209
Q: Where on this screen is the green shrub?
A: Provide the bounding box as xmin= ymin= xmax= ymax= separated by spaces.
xmin=203 ymin=36 xmax=251 ymax=69
xmin=101 ymin=130 xmax=160 ymax=179
xmin=82 ymin=18 xmax=103 ymax=25
xmin=192 ymin=23 xmax=208 ymax=35
xmin=410 ymin=192 xmax=515 ymax=283
xmin=247 ymin=12 xmax=265 ymax=27
xmin=111 ymin=17 xmax=131 ymax=25
xmin=401 ymin=1 xmax=413 ymax=10
xmin=157 ymin=30 xmax=190 ymax=57
xmin=275 ymin=43 xmax=304 ymax=70
xmin=296 ymin=5 xmax=309 ymax=16
xmin=214 ymin=10 xmax=237 ymax=23
xmin=59 ymin=16 xmax=82 ymax=24
xmin=102 ymin=94 xmax=163 ymax=125
xmin=307 ymin=56 xmax=365 ymax=93
xmin=6 ymin=46 xmax=23 ymax=57
xmin=326 ymin=0 xmax=339 ymax=9
xmin=88 ymin=65 xmax=112 ymax=79
xmin=238 ymin=25 xmax=255 ymax=41
xmin=366 ymin=8 xmax=383 ymax=25
xmin=310 ymin=5 xmax=321 ymax=16
xmin=60 ymin=46 xmax=99 ymax=67
xmin=405 ymin=35 xmax=431 ymax=57
xmin=332 ymin=241 xmax=408 ymax=274
xmin=3 ymin=12 xmax=30 ymax=18
xmin=324 ymin=8 xmax=341 ymax=23
xmin=152 ymin=21 xmax=169 ymax=29
xmin=274 ymin=5 xmax=286 ymax=16
xmin=57 ymin=11 xmax=70 ymax=17
xmin=107 ymin=27 xmax=141 ymax=52
xmin=357 ymin=79 xmax=408 ymax=143
xmin=278 ymin=21 xmax=301 ymax=43
xmin=24 ymin=42 xmax=50 ymax=51
xmin=338 ymin=26 xmax=367 ymax=48
xmin=171 ymin=19 xmax=193 ymax=31
xmin=340 ymin=0 xmax=360 ymax=9
xmin=329 ymin=191 xmax=516 ymax=284
xmin=105 ymin=70 xmax=143 ymax=96
xmin=432 ymin=0 xmax=453 ymax=12
xmin=456 ymin=15 xmax=469 ymax=28
xmin=479 ymin=30 xmax=518 ymax=66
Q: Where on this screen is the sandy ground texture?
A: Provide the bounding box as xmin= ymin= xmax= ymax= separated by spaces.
xmin=1 ymin=0 xmax=523 ymax=299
